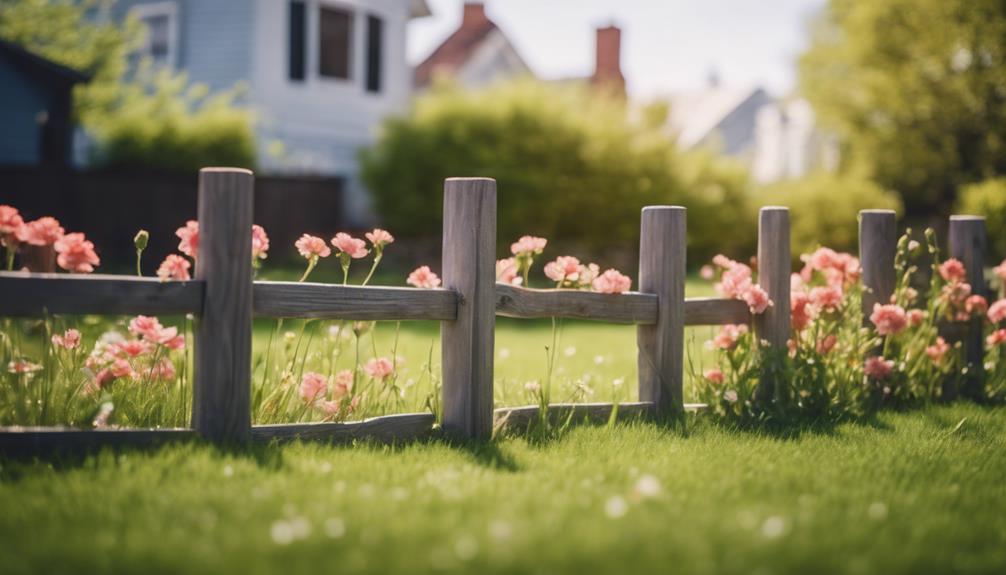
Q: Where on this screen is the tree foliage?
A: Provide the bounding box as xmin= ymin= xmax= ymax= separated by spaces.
xmin=957 ymin=178 xmax=1006 ymax=260
xmin=0 ymin=0 xmax=255 ymax=171
xmin=360 ymin=80 xmax=753 ymax=261
xmin=800 ymin=0 xmax=1006 ymax=217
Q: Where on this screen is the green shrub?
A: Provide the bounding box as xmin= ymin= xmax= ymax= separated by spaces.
xmin=89 ymin=68 xmax=256 ymax=172
xmin=957 ymin=178 xmax=1006 ymax=261
xmin=360 ymin=80 xmax=752 ymax=261
xmin=753 ymin=173 xmax=903 ymax=256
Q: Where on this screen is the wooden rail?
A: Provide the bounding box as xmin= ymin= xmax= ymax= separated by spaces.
xmin=0 ymin=272 xmax=203 ymax=317
xmin=254 ymin=282 xmax=458 ymax=320
xmin=2 ymin=168 xmax=989 ymax=451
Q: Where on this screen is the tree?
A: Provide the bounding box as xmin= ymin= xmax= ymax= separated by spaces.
xmin=0 ymin=0 xmax=255 ymax=171
xmin=800 ymin=0 xmax=1006 ymax=217
xmin=360 ymin=80 xmax=754 ymax=263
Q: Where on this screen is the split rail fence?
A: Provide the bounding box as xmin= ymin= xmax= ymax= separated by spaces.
xmin=0 ymin=169 xmax=991 ymax=452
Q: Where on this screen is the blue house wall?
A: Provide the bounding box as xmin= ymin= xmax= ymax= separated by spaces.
xmin=0 ymin=58 xmax=48 ymax=165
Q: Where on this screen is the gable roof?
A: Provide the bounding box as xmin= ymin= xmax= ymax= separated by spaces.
xmin=666 ymin=86 xmax=767 ymax=150
xmin=0 ymin=39 xmax=91 ymax=88
xmin=414 ymin=14 xmax=498 ymax=87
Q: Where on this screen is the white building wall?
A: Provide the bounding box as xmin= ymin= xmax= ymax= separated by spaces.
xmin=251 ymin=0 xmax=415 ymax=224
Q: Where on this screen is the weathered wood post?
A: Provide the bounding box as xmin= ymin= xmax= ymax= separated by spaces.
xmin=949 ymin=215 xmax=988 ymax=400
xmin=193 ymin=168 xmax=254 ymax=443
xmin=637 ymin=206 xmax=686 ymax=416
xmin=441 ymin=178 xmax=496 ymax=439
xmin=754 ymin=207 xmax=791 ymax=405
xmin=859 ymin=210 xmax=898 ymax=322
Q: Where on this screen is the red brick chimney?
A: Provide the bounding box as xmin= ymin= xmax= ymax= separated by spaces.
xmin=462 ymin=2 xmax=489 ymax=28
xmin=592 ymin=25 xmax=626 ymax=97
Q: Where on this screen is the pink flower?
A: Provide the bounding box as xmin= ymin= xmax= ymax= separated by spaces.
xmin=149 ymin=358 xmax=177 ymax=381
xmin=93 ymin=368 xmax=115 ymax=390
xmin=295 ymin=234 xmax=331 ymax=260
xmin=699 ymin=265 xmax=715 ymax=280
xmin=713 ymin=324 xmax=748 ymax=351
xmin=926 ymin=337 xmax=951 ymax=364
xmin=110 ymin=358 xmax=134 ymax=379
xmin=129 ymin=316 xmax=164 ymax=340
xmin=364 ymin=357 xmax=394 ymax=380
xmin=365 ymin=228 xmax=394 ymax=248
xmin=713 ymin=257 xmax=753 ymax=299
xmin=0 ymin=205 xmax=24 ymax=240
xmin=147 ymin=325 xmax=179 ymax=346
xmin=51 ymin=329 xmax=81 ymax=350
xmin=816 ymin=334 xmax=838 ymax=355
xmin=321 ymin=400 xmax=342 ymax=419
xmin=907 ymin=309 xmax=927 ymax=327
xmin=407 ymin=265 xmax=441 ymax=288
xmin=799 ymin=247 xmax=860 ymax=287
xmin=704 ymin=368 xmax=724 ymax=384
xmin=299 ymin=372 xmax=329 ymax=403
xmin=988 ymin=299 xmax=1006 ymax=324
xmin=742 ymin=284 xmax=773 ymax=314
xmin=8 ymin=359 xmax=42 ymax=374
xmin=791 ymin=292 xmax=815 ymax=331
xmin=333 ymin=369 xmax=353 ymax=398
xmin=544 ymin=256 xmax=581 ymax=283
xmin=994 ymin=259 xmax=1006 ymax=283
xmin=330 ymin=232 xmax=369 ymax=259
xmin=251 ymin=224 xmax=270 ymax=261
xmin=864 ymin=356 xmax=894 ymax=380
xmin=965 ymin=295 xmax=988 ymax=317
xmin=16 ymin=217 xmax=64 ymax=246
xmin=176 ymin=221 xmax=199 ymax=258
xmin=805 ymin=247 xmax=843 ymax=271
xmin=592 ymin=269 xmax=632 ymax=294
xmin=939 ymin=259 xmax=967 ymax=283
xmin=809 ymin=286 xmax=843 ymax=313
xmin=578 ymin=263 xmax=600 ymax=286
xmin=987 ymin=329 xmax=1006 ymax=347
xmin=496 ymin=257 xmax=520 ymax=285
xmin=115 ymin=340 xmax=150 ymax=358
xmin=870 ymin=304 xmax=908 ymax=336
xmin=157 ymin=254 xmax=191 ymax=281
xmin=510 ymin=235 xmax=547 ymax=256
xmin=53 ymin=233 xmax=100 ymax=273
xmin=162 ymin=333 xmax=185 ymax=350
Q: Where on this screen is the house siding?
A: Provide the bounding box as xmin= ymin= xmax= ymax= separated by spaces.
xmin=0 ymin=59 xmax=46 ymax=165
xmin=114 ymin=0 xmax=254 ymax=92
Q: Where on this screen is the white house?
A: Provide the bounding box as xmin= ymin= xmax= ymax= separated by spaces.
xmin=116 ymin=0 xmax=431 ymax=223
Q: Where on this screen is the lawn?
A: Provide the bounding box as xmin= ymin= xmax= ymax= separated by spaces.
xmin=2 ymin=403 xmax=1004 ymax=574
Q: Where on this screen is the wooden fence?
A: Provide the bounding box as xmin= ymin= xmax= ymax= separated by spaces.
xmin=0 ymin=169 xmax=991 ymax=451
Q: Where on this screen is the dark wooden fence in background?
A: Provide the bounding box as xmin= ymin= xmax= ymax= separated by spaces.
xmin=0 ymin=167 xmax=344 ymax=269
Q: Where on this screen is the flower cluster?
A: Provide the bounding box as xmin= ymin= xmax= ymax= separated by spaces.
xmin=160 ymin=220 xmax=271 ymax=280
xmin=81 ymin=316 xmax=185 ymax=394
xmin=0 ymin=205 xmax=100 ymax=273
xmin=496 ymin=235 xmax=632 ymax=294
xmin=709 ymin=255 xmax=772 ymax=314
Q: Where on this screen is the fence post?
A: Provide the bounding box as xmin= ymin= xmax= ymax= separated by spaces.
xmin=754 ymin=207 xmax=791 ymax=405
xmin=193 ymin=168 xmax=254 ymax=443
xmin=859 ymin=210 xmax=898 ymax=323
xmin=949 ymin=215 xmax=988 ymax=401
xmin=441 ymin=178 xmax=496 ymax=439
xmin=637 ymin=206 xmax=686 ymax=416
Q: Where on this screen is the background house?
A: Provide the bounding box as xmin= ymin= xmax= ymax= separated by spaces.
xmin=113 ymin=0 xmax=431 ymax=223
xmin=0 ymin=40 xmax=90 ymax=168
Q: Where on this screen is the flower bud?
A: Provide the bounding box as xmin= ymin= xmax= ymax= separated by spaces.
xmin=134 ymin=230 xmax=149 ymax=251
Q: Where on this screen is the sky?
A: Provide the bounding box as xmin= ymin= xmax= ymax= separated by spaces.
xmin=407 ymin=0 xmax=828 ymax=99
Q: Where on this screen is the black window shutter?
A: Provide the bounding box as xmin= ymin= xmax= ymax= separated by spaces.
xmin=366 ymin=14 xmax=383 ymax=93
xmin=289 ymin=1 xmax=306 ymax=81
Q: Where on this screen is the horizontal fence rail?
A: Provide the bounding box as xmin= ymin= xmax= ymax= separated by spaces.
xmin=254 ymin=282 xmax=459 ymax=321
xmin=1 ymin=169 xmax=994 ymax=452
xmin=0 ymin=272 xmax=203 ymax=317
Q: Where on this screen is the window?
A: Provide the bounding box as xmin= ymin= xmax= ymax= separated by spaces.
xmin=365 ymin=15 xmax=383 ymax=93
xmin=132 ymin=2 xmax=178 ymax=68
xmin=289 ymin=1 xmax=306 ymax=81
xmin=318 ymin=6 xmax=352 ymax=79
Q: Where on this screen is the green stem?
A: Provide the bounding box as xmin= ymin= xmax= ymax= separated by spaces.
xmin=135 ymin=249 xmax=143 ymax=277
xmin=362 ymin=252 xmax=383 ymax=286
xmin=299 ymin=257 xmax=318 ymax=282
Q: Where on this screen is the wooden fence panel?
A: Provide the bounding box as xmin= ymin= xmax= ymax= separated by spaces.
xmin=859 ymin=210 xmax=898 ymax=322
xmin=754 ymin=207 xmax=791 ymax=405
xmin=949 ymin=215 xmax=988 ymax=400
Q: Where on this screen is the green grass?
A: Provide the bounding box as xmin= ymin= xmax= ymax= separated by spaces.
xmin=2 ymin=403 xmax=1005 ymax=574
